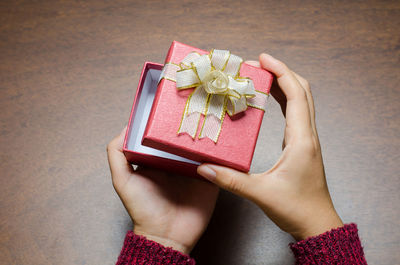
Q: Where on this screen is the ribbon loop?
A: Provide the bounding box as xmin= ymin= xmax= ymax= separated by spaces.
xmin=227 ymin=96 xmax=248 ymax=116
xmin=210 ymin=49 xmax=230 ymax=71
xmin=192 ymin=55 xmax=212 ymax=80
xmin=223 ymin=54 xmax=243 ymax=77
xmin=176 ymin=69 xmax=200 ymax=89
xmin=228 ymin=76 xmax=255 ymax=97
xmin=180 ymin=52 xmax=201 ymax=68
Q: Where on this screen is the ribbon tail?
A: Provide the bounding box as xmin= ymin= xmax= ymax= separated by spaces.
xmin=178 ymin=86 xmax=209 ymax=139
xmin=199 ymin=94 xmax=227 ymax=143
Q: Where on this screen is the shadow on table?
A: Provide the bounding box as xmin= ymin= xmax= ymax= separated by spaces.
xmin=191 ymin=190 xmax=293 ymax=265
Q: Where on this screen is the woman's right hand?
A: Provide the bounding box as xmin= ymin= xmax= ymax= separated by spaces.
xmin=197 ymin=53 xmax=343 ymax=241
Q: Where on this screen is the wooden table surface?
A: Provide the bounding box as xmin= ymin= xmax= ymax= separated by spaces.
xmin=1 ymin=1 xmax=399 ymax=264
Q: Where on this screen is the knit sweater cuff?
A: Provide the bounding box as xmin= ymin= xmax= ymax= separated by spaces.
xmin=289 ymin=223 xmax=367 ymax=264
xmin=116 ymin=231 xmax=195 ymax=265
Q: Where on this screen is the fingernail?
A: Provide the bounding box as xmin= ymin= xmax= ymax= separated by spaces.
xmin=197 ymin=165 xmax=217 ymax=181
xmin=245 ymin=60 xmax=259 ymax=67
xmin=260 ymin=53 xmax=275 ymax=60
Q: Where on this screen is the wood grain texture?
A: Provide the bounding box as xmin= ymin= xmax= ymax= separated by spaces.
xmin=0 ymin=0 xmax=399 ymax=264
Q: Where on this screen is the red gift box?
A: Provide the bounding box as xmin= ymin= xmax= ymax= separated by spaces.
xmin=141 ymin=41 xmax=273 ymax=173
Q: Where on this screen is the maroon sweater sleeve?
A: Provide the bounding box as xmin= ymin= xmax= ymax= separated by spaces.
xmin=115 ymin=231 xmax=195 ymax=265
xmin=290 ymin=223 xmax=367 ymax=264
xmin=116 ymin=224 xmax=366 ymax=264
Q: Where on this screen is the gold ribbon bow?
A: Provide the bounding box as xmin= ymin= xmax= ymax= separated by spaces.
xmin=159 ymin=49 xmax=268 ymax=143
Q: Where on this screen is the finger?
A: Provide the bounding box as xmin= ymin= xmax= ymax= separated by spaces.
xmin=259 ymin=53 xmax=313 ymax=138
xmin=246 ymin=60 xmax=289 ymax=117
xmin=259 ymin=54 xmax=305 ymax=100
xmin=246 ymin=59 xmax=287 ymax=115
xmin=107 ymin=126 xmax=134 ymax=190
xmin=291 ymin=71 xmax=317 ymax=136
xmin=197 ymin=164 xmax=254 ymax=199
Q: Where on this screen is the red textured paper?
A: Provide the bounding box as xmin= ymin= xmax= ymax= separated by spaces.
xmin=142 ymin=41 xmax=273 ymax=172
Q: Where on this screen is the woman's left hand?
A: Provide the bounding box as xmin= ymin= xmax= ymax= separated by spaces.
xmin=107 ymin=127 xmax=219 ymax=254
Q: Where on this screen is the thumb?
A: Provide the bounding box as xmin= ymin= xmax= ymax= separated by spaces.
xmin=197 ymin=164 xmax=253 ymax=198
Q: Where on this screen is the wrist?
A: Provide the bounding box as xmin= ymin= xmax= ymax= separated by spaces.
xmin=293 ymin=211 xmax=344 ymax=241
xmin=133 ymin=228 xmax=192 ymax=254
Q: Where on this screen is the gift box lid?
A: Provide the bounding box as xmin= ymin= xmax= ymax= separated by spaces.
xmin=142 ymin=41 xmax=273 ymax=172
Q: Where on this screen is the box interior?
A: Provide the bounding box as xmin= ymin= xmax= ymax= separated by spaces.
xmin=126 ymin=67 xmax=199 ymax=165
